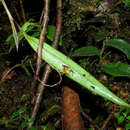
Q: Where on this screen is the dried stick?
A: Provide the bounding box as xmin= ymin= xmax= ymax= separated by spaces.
xmin=36 ymin=0 xmax=50 ymax=78
xmin=0 ymin=64 xmax=21 ymax=86
xmin=81 ymin=111 xmax=95 ymax=130
xmin=1 ymin=0 xmax=19 ymax=50
xmin=27 ymin=0 xmax=62 ymax=128
xmin=52 ymin=0 xmax=62 ymax=48
xmin=31 ymin=0 xmax=50 ymax=95
xmin=14 ymin=7 xmax=22 ymax=24
xmin=39 ymin=8 xmax=45 ymax=24
xmin=19 ymin=0 xmax=26 ymax=22
xmin=101 ymin=105 xmax=116 ymax=130
xmin=101 ymin=112 xmax=114 ymax=130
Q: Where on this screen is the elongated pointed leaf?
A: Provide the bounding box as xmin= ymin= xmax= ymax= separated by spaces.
xmin=107 ymin=39 xmax=130 ymax=60
xmin=104 ymin=62 xmax=130 ymax=77
xmin=47 ymin=25 xmax=62 ymax=46
xmin=23 ymin=32 xmax=130 ymax=108
xmin=72 ymin=46 xmax=99 ymax=57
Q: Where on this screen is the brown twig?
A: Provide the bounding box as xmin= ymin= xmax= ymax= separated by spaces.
xmin=27 ymin=0 xmax=62 ymax=128
xmin=31 ymin=0 xmax=50 ymax=95
xmin=39 ymin=8 xmax=45 ymax=24
xmin=19 ymin=0 xmax=26 ymax=22
xmin=27 ymin=65 xmax=51 ymax=129
xmin=52 ymin=0 xmax=62 ymax=48
xmin=101 ymin=112 xmax=114 ymax=130
xmin=0 ymin=64 xmax=21 ymax=86
xmin=14 ymin=7 xmax=22 ymax=24
xmin=81 ymin=111 xmax=95 ymax=130
xmin=36 ymin=0 xmax=50 ymax=78
xmin=1 ymin=0 xmax=19 ymax=51
xmin=101 ymin=105 xmax=116 ymax=130
xmin=38 ymin=69 xmax=62 ymax=87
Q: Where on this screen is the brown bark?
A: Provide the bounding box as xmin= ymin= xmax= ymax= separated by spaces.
xmin=62 ymin=86 xmax=85 ymax=130
xmin=19 ymin=0 xmax=26 ymax=22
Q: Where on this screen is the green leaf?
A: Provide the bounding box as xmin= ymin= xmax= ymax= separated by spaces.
xmin=21 ymin=64 xmax=31 ymax=76
xmin=21 ymin=122 xmax=28 ymax=128
xmin=5 ymin=21 xmax=38 ymax=52
xmin=30 ymin=126 xmax=37 ymax=130
xmin=115 ymin=112 xmax=120 ymax=118
xmin=18 ymin=107 xmax=26 ymax=113
xmin=10 ymin=112 xmax=19 ymax=120
xmin=26 ymin=118 xmax=35 ymax=125
xmin=10 ymin=107 xmax=25 ymax=120
xmin=47 ymin=105 xmax=61 ymax=113
xmin=41 ymin=126 xmax=48 ymax=130
xmin=21 ymin=22 xmax=36 ymax=32
xmin=118 ymin=116 xmax=125 ymax=124
xmin=72 ymin=46 xmax=99 ymax=57
xmin=79 ymin=59 xmax=89 ymax=68
xmin=23 ymin=32 xmax=130 ymax=107
xmin=47 ymin=25 xmax=56 ymax=41
xmin=104 ymin=62 xmax=130 ymax=77
xmin=22 ymin=114 xmax=29 ymax=119
xmin=5 ymin=34 xmax=18 ymax=52
xmin=120 ymin=107 xmax=126 ymax=112
xmin=21 ymin=118 xmax=35 ymax=128
xmin=5 ymin=34 xmax=13 ymax=44
xmin=47 ymin=25 xmax=62 ymax=46
xmin=122 ymin=0 xmax=130 ymax=7
xmin=125 ymin=123 xmax=130 ymax=130
xmin=122 ymin=111 xmax=127 ymax=117
xmin=106 ymin=39 xmax=130 ymax=60
xmin=126 ymin=116 xmax=130 ymax=120
xmin=86 ymin=16 xmax=106 ymax=23
xmin=96 ymin=32 xmax=106 ymax=42
xmin=126 ymin=108 xmax=130 ymax=113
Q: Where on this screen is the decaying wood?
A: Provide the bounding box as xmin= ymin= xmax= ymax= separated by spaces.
xmin=62 ymin=86 xmax=85 ymax=130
